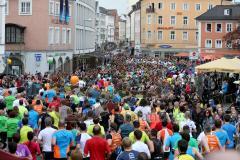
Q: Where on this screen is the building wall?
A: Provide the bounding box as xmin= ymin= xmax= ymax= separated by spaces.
xmin=140 ymin=0 xmax=232 ymax=56
xmin=126 ymin=16 xmax=131 ymax=41
xmin=134 ymin=10 xmax=141 ymax=49
xmin=0 ymin=0 xmax=5 ymax=56
xmin=74 ymin=0 xmax=96 ymax=54
xmin=200 ymin=21 xmax=240 ymax=54
xmin=6 ymin=0 xmax=74 ymax=51
xmin=119 ymin=21 xmax=126 ymax=41
xmin=106 ymin=15 xmax=115 ymax=42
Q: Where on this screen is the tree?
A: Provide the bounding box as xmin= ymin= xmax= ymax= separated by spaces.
xmin=223 ymin=27 xmax=240 ymax=50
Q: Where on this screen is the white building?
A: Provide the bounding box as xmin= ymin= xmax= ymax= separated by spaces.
xmin=106 ymin=14 xmax=115 ymax=42
xmin=96 ymin=6 xmax=108 ymax=46
xmin=0 ymin=0 xmax=5 ymax=72
xmin=74 ymin=0 xmax=96 ymax=55
xmin=119 ymin=18 xmax=126 ymax=42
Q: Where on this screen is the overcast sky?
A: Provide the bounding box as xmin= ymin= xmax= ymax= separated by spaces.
xmin=98 ymin=0 xmax=128 ymax=15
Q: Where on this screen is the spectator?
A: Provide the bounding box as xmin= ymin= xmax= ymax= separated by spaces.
xmin=222 ymin=114 xmax=237 ymax=149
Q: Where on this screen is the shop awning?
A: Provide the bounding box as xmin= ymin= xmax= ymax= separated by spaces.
xmin=196 ymin=57 xmax=240 ymax=73
xmin=174 ymin=52 xmax=189 ymax=57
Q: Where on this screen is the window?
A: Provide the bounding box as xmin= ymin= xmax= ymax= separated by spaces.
xmin=49 ymin=1 xmax=54 ymax=15
xmin=158 ymin=2 xmax=163 ymax=9
xmin=224 ymin=9 xmax=230 ymax=15
xmin=208 ymin=4 xmax=213 ymax=10
xmin=5 ymin=0 xmax=9 ymax=15
xmin=216 ymin=23 xmax=222 ymax=32
xmin=147 ymin=15 xmax=151 ymax=24
xmin=170 ymin=3 xmax=176 ymax=10
xmin=62 ymin=28 xmax=66 ymax=44
xmin=195 ymin=20 xmax=199 ymax=27
xmin=48 ymin=27 xmax=54 ymax=44
xmin=19 ymin=0 xmax=32 ymax=15
xmin=205 ymin=39 xmax=212 ymax=48
xmin=215 ymin=40 xmax=222 ymax=48
xmin=66 ymin=28 xmax=71 ymax=44
xmin=183 ymin=16 xmax=188 ymax=25
xmin=195 ymin=4 xmax=201 ymax=11
xmin=55 ymin=2 xmax=60 ymax=15
xmin=206 ymin=23 xmax=212 ymax=32
xmin=55 ymin=27 xmax=60 ymax=44
xmin=158 ymin=16 xmax=163 ymax=25
xmin=226 ymin=23 xmax=232 ymax=32
xmin=182 ymin=31 xmax=188 ymax=40
xmin=196 ymin=31 xmax=199 ymax=41
xmin=5 ymin=25 xmax=24 ymax=43
xmin=183 ymin=3 xmax=189 ymax=10
xmin=147 ymin=31 xmax=151 ymax=39
xmin=158 ymin=31 xmax=163 ymax=40
xmin=170 ymin=16 xmax=176 ymax=25
xmin=170 ymin=31 xmax=175 ymax=40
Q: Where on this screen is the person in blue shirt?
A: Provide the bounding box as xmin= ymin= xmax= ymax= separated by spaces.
xmin=214 ymin=119 xmax=230 ymax=149
xmin=28 ymin=106 xmax=39 ymax=129
xmin=88 ymin=94 xmax=96 ymax=107
xmin=165 ymin=123 xmax=182 ymax=160
xmin=52 ymin=120 xmax=73 ymax=159
xmin=47 ymin=89 xmax=56 ymax=102
xmin=222 ymin=114 xmax=236 ymax=149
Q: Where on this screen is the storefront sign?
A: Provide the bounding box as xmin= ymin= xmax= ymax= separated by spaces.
xmin=157 ymin=27 xmax=174 ymax=30
xmin=189 ymin=51 xmax=199 ymax=60
xmin=35 ymin=53 xmax=42 ymax=62
xmin=159 ymin=45 xmax=172 ymax=49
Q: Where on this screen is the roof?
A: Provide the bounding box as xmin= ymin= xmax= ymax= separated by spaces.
xmin=196 ymin=5 xmax=240 ymax=21
xmin=99 ymin=7 xmax=108 ymax=15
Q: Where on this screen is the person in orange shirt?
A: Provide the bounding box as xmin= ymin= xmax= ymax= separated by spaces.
xmin=34 ymin=100 xmax=43 ymax=114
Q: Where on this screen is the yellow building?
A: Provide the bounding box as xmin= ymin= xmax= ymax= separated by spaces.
xmin=140 ymin=0 xmax=232 ymax=57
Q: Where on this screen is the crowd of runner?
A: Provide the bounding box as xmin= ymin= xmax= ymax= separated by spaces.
xmin=0 ymin=53 xmax=240 ymax=160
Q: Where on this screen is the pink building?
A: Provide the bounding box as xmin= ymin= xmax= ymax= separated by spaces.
xmin=196 ymin=5 xmax=240 ymax=60
xmin=5 ymin=0 xmax=74 ymax=74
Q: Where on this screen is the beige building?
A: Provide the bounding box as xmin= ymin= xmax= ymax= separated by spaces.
xmin=140 ymin=0 xmax=232 ymax=57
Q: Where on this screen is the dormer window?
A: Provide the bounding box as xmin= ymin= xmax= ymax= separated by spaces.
xmin=224 ymin=9 xmax=230 ymax=15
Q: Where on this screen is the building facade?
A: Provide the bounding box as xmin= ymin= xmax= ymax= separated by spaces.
xmin=119 ymin=18 xmax=126 ymax=42
xmin=140 ymin=0 xmax=232 ymax=57
xmin=196 ymin=5 xmax=240 ymax=59
xmin=106 ymin=13 xmax=115 ymax=42
xmin=0 ymin=0 xmax=5 ymax=72
xmin=107 ymin=9 xmax=119 ymax=43
xmin=96 ymin=6 xmax=107 ymax=46
xmin=5 ymin=0 xmax=74 ymax=74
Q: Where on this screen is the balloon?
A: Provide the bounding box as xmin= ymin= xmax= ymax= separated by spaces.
xmin=70 ymin=76 xmax=79 ymax=86
xmin=7 ymin=58 xmax=12 ymax=64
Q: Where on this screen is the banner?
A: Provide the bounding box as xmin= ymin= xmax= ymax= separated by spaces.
xmin=60 ymin=0 xmax=64 ymax=22
xmin=59 ymin=0 xmax=69 ymax=23
xmin=65 ymin=0 xmax=70 ymax=23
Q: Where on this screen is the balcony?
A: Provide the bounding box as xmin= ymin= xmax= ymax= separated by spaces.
xmin=146 ymin=7 xmax=155 ymax=13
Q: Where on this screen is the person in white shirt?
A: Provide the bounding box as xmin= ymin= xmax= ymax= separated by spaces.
xmin=180 ymin=111 xmax=196 ymax=137
xmin=134 ymin=99 xmax=151 ymax=121
xmin=132 ymin=130 xmax=151 ymax=159
xmin=76 ymin=122 xmax=92 ymax=158
xmin=38 ymin=117 xmax=56 ymax=160
xmin=84 ymin=110 xmax=94 ymax=127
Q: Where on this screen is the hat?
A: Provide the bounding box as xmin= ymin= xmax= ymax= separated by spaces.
xmin=123 ymin=103 xmax=130 ymax=110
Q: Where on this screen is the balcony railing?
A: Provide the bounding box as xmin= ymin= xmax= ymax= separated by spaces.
xmin=146 ymin=7 xmax=155 ymax=13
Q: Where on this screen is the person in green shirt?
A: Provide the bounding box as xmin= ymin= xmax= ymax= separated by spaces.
xmin=87 ymin=118 xmax=105 ymax=137
xmin=4 ymin=90 xmax=16 ymax=111
xmin=0 ymin=109 xmax=7 ymax=148
xmin=20 ymin=117 xmax=33 ymax=143
xmin=48 ymin=108 xmax=59 ymax=129
xmin=6 ymin=111 xmax=19 ymax=141
xmin=18 ymin=100 xmax=28 ymax=119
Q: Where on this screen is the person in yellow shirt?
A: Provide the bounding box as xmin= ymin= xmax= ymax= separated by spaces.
xmin=20 ymin=117 xmax=33 ymax=143
xmin=121 ymin=104 xmax=138 ymax=122
xmin=48 ymin=107 xmax=59 ymax=129
xmin=87 ymin=118 xmax=105 ymax=137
